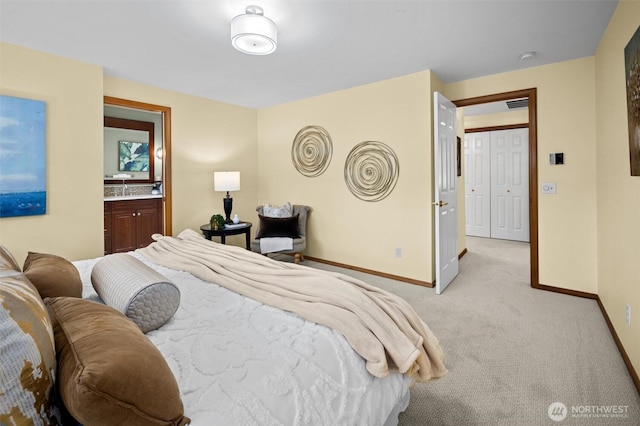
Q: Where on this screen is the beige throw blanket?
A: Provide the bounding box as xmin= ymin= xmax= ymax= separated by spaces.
xmin=138 ymin=229 xmax=447 ymax=383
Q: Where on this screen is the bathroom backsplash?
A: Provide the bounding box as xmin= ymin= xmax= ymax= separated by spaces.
xmin=104 ymin=184 xmax=157 ymax=197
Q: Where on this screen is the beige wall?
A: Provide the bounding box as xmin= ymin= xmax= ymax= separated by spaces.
xmin=464 ymin=109 xmax=529 ymax=129
xmin=103 ymin=78 xmax=258 ymax=245
xmin=0 ymin=42 xmax=259 ymax=265
xmin=0 ymin=43 xmax=104 ymax=264
xmin=258 ymin=71 xmax=439 ymax=282
xmin=446 ymin=57 xmax=599 ymax=294
xmin=595 ymin=0 xmax=640 ymax=378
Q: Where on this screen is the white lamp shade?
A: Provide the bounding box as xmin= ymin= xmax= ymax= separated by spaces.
xmin=214 ymin=171 xmax=240 ymax=192
xmin=231 ymin=8 xmax=277 ymax=55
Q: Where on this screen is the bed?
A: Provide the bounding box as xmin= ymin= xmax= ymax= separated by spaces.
xmin=1 ymin=230 xmax=446 ymax=426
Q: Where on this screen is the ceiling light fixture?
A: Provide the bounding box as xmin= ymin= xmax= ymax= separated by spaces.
xmin=231 ymin=5 xmax=277 ymax=55
xmin=519 ymin=51 xmax=536 ymax=61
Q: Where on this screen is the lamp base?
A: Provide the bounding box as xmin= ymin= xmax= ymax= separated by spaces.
xmin=223 ymin=195 xmax=233 ymax=223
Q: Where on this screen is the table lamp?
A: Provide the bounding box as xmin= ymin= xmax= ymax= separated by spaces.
xmin=214 ymin=171 xmax=240 ymax=223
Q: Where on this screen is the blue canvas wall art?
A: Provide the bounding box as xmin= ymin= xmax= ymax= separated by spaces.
xmin=0 ymin=95 xmax=46 ymax=218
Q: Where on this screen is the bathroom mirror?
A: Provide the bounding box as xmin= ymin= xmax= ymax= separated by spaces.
xmin=104 ymin=116 xmax=155 ymax=184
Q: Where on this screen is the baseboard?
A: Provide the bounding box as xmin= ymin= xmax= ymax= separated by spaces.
xmin=534 ymin=282 xmax=598 ymax=299
xmin=306 ymin=249 xmax=468 ymax=288
xmin=459 ymin=248 xmax=468 ymax=259
xmin=595 ymin=297 xmax=640 ymax=395
xmin=537 ymin=282 xmax=640 ymax=395
xmin=305 ymin=256 xmax=434 ymax=288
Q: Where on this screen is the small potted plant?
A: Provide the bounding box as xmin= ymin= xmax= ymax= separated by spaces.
xmin=210 ymin=214 xmax=225 ymax=230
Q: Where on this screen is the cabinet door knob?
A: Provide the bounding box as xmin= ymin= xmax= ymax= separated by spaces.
xmin=138 ymin=212 xmax=141 ymax=216
xmin=132 ymin=213 xmax=136 ymax=216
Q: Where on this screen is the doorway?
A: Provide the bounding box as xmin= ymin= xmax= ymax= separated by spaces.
xmin=103 ymin=96 xmax=173 ymax=235
xmin=453 ymin=88 xmax=538 ymax=287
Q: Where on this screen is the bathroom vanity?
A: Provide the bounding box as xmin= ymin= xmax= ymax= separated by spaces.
xmin=104 ymin=196 xmax=163 ymax=255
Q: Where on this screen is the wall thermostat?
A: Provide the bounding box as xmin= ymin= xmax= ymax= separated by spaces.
xmin=549 ymin=153 xmax=564 ymax=165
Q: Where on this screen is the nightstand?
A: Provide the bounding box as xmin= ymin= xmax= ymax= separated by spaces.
xmin=200 ymin=222 xmax=252 ymax=249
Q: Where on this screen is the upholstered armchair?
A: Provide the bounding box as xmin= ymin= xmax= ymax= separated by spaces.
xmin=250 ymin=204 xmax=311 ymax=263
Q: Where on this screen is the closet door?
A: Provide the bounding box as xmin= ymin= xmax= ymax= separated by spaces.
xmin=464 ymin=132 xmax=491 ymax=237
xmin=490 ymin=128 xmax=529 ymax=242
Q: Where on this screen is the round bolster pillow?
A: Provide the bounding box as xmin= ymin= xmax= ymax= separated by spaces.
xmin=91 ymin=253 xmax=180 ymax=333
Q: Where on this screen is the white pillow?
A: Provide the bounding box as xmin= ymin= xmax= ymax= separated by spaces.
xmin=263 ymin=202 xmax=293 ymax=218
xmin=91 ymin=254 xmax=180 ymax=333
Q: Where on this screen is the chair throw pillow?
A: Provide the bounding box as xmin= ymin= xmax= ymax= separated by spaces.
xmin=23 ymin=251 xmax=83 ymax=299
xmin=44 ymin=297 xmax=190 ymax=426
xmin=91 ymin=254 xmax=180 ymax=333
xmin=0 ymin=243 xmax=21 ymax=272
xmin=0 ymin=273 xmax=60 ymax=424
xmin=256 ymin=214 xmax=300 ymax=239
xmin=263 ymin=201 xmax=293 ymax=218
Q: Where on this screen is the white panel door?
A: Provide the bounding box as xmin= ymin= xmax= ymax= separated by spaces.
xmin=490 ymin=128 xmax=529 ymax=242
xmin=434 ymin=92 xmax=458 ymax=295
xmin=464 ymin=132 xmax=491 ymax=238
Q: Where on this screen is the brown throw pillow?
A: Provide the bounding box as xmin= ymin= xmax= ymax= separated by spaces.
xmin=45 ymin=297 xmax=190 ymax=426
xmin=23 ymin=252 xmax=82 ymax=299
xmin=256 ymin=214 xmax=300 ymax=239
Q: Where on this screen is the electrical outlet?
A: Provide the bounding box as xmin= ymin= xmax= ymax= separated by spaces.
xmin=626 ymin=305 xmax=631 ymax=326
xmin=395 ymin=247 xmax=402 ymax=258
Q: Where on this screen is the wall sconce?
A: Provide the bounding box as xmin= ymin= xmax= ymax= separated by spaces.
xmin=214 ymin=171 xmax=240 ymax=223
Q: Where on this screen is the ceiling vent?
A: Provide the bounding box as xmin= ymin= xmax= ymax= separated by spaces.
xmin=506 ymin=98 xmax=528 ymax=110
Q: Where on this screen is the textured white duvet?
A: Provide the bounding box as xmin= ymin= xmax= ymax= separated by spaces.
xmin=74 ymin=252 xmax=411 ymax=426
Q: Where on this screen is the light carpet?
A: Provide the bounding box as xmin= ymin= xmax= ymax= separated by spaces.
xmin=290 ymin=236 xmax=640 ymax=425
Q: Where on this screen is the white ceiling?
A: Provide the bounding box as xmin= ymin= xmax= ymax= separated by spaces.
xmin=0 ymin=0 xmax=618 ymax=109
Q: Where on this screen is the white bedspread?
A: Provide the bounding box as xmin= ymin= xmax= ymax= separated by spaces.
xmin=75 ymin=253 xmax=412 ymax=426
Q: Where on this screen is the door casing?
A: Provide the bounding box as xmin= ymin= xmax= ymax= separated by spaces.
xmin=453 ymin=88 xmax=539 ymax=288
xmin=104 ymin=96 xmax=173 ymax=236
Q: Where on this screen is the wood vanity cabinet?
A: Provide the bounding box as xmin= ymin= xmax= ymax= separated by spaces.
xmin=104 ymin=198 xmax=163 ymax=254
xmin=104 ymin=210 xmax=112 ymax=255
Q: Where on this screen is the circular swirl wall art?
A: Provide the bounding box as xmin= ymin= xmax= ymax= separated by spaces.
xmin=291 ymin=125 xmax=333 ymax=177
xmin=344 ymin=141 xmax=399 ymax=202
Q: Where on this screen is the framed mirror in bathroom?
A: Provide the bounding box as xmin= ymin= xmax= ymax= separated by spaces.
xmin=104 ymin=116 xmax=155 ymax=184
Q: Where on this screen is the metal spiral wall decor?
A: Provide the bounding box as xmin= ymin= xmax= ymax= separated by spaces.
xmin=291 ymin=125 xmax=333 ymax=177
xmin=344 ymin=141 xmax=399 ymax=202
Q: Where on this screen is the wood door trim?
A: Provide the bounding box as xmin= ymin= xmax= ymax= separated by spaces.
xmin=465 ymin=123 xmax=529 ymax=133
xmin=453 ymin=88 xmax=539 ymax=287
xmin=104 ymin=96 xmax=172 ymax=236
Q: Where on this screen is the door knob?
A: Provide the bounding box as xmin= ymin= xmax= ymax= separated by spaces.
xmin=471 ymin=189 xmax=475 ymax=192
xmin=432 ymin=200 xmax=449 ymax=207
xmin=507 ymin=189 xmax=511 ymax=193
